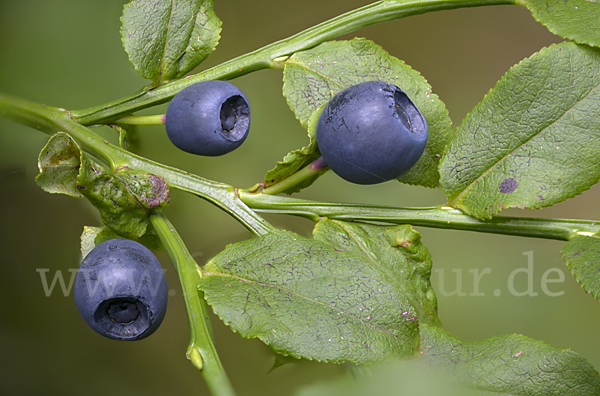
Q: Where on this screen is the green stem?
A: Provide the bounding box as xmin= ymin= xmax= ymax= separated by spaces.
xmin=150 ymin=211 xmax=236 ymax=396
xmin=70 ymin=0 xmax=515 ymax=125
xmin=0 ymin=93 xmax=274 ymax=236
xmin=116 ymin=114 xmax=165 ymax=125
xmin=5 ymin=91 xmax=599 ymax=242
xmin=239 ymin=193 xmax=600 ymax=241
xmin=259 ymin=157 xmax=329 ymax=195
xmin=0 ymin=94 xmax=121 ymax=169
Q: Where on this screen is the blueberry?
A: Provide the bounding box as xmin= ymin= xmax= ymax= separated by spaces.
xmin=165 ymin=81 xmax=251 ymax=156
xmin=74 ymin=239 xmax=168 ymax=341
xmin=316 ymin=81 xmax=428 ymax=184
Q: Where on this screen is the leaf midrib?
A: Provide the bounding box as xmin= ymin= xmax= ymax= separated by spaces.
xmin=158 ymin=0 xmax=176 ymax=83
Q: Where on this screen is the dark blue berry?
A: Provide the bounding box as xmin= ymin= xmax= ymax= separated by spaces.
xmin=165 ymin=81 xmax=251 ymax=156
xmin=316 ymin=81 xmax=428 ymax=184
xmin=74 ymin=239 xmax=168 ymax=341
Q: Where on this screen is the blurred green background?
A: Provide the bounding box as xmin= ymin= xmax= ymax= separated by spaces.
xmin=1 ymin=1 xmax=599 ymax=395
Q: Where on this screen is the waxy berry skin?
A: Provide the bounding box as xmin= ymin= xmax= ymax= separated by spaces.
xmin=316 ymin=81 xmax=428 ymax=185
xmin=165 ymin=81 xmax=251 ymax=156
xmin=73 ymin=239 xmax=168 ymax=341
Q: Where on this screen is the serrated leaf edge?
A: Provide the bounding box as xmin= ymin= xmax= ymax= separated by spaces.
xmin=440 ymin=42 xmax=600 ymax=219
xmin=560 ymin=235 xmax=600 ymax=301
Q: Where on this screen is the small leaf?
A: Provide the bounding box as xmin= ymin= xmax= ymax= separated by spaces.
xmin=80 ymin=226 xmax=104 ymax=259
xmin=35 ymin=132 xmax=84 ymax=198
xmin=263 ymin=107 xmax=326 ymax=194
xmin=200 ymin=220 xmax=439 ymax=364
xmin=37 ymin=133 xmax=169 ymax=241
xmin=76 ymin=164 xmax=169 ymax=239
xmin=440 ymin=42 xmax=600 ymax=219
xmin=109 ymin=124 xmax=139 ymax=150
xmin=121 ymin=0 xmax=221 ymax=85
xmin=80 ymin=225 xmax=162 ymax=259
xmin=267 ymin=354 xmax=297 ymax=374
xmin=77 ymin=161 xmax=149 ymax=238
xmin=522 ymin=0 xmax=600 ymax=48
xmin=282 ymin=38 xmax=453 ymax=187
xmin=420 ymin=324 xmax=600 ymax=395
xmin=561 ymin=233 xmax=600 ymax=301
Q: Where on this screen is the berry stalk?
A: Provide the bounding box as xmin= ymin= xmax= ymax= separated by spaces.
xmin=115 ymin=114 xmax=166 ymax=125
xmin=258 ymin=157 xmax=329 ymax=195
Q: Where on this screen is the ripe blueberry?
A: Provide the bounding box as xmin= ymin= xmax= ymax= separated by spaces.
xmin=74 ymin=239 xmax=168 ymax=341
xmin=316 ymin=81 xmax=428 ymax=184
xmin=165 ymin=81 xmax=251 ymax=156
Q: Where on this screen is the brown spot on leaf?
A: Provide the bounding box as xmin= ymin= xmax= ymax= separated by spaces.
xmin=499 ymin=178 xmax=518 ymax=194
xmin=144 ymin=174 xmax=170 ymax=208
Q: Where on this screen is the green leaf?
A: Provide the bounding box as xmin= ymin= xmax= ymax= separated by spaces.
xmin=561 ymin=233 xmax=600 ymax=301
xmin=35 ymin=132 xmax=84 ymax=198
xmin=267 ymin=354 xmax=297 ymax=374
xmin=282 ymin=38 xmax=453 ymax=188
xmin=76 ymin=165 xmax=169 ymax=239
xmin=109 ymin=124 xmax=139 ymax=150
xmin=115 ymin=168 xmax=170 ymax=211
xmin=263 ymin=107 xmax=325 ymax=194
xmin=121 ymin=0 xmax=221 ymax=85
xmin=77 ymin=161 xmax=149 ymax=238
xmin=420 ymin=324 xmax=600 ymax=395
xmin=200 ymin=219 xmax=440 ymax=364
xmin=80 ymin=226 xmax=104 ymax=259
xmin=80 ymin=225 xmax=162 ymax=259
xmin=522 ymin=0 xmax=600 ymax=48
xmin=312 ymin=219 xmax=439 ymax=327
xmin=440 ymin=42 xmax=600 ymax=219
xmin=36 ymin=132 xmax=169 ymax=241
